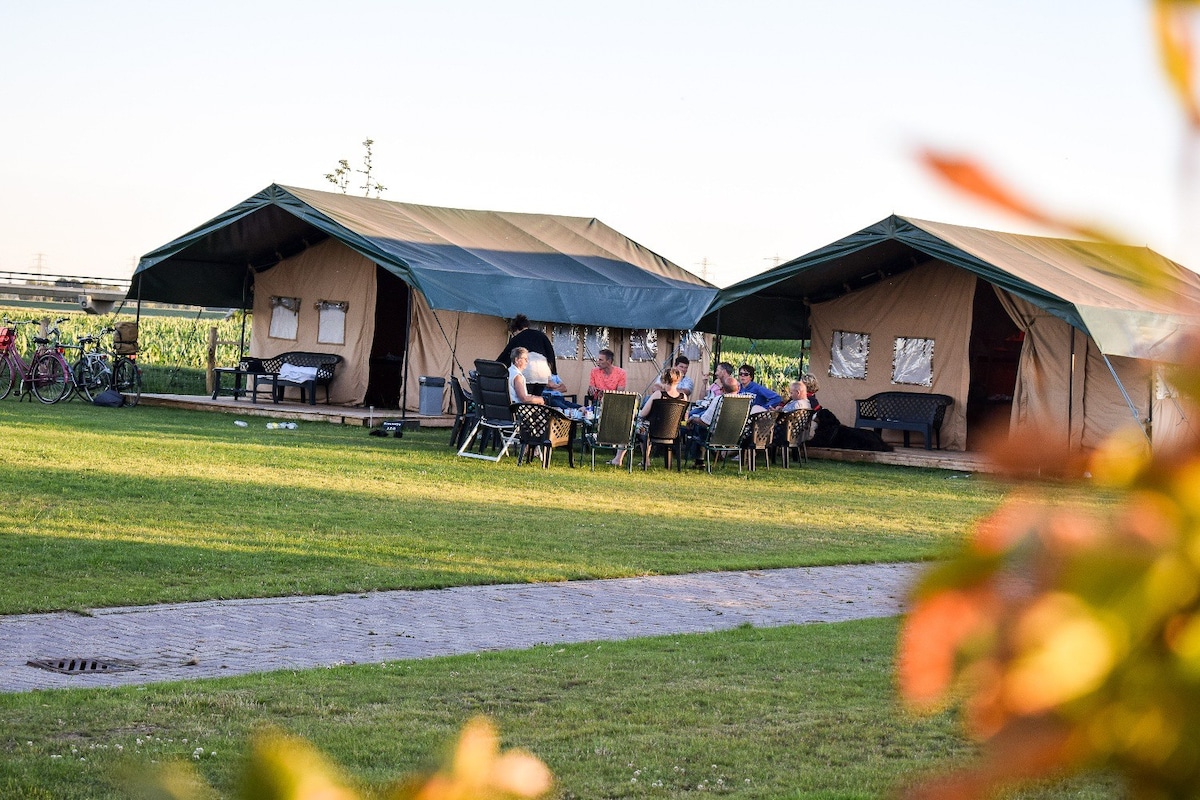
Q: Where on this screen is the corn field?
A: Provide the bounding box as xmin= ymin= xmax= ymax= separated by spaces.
xmin=0 ymin=305 xmax=812 ymax=397
xmin=0 ymin=307 xmax=249 ymax=394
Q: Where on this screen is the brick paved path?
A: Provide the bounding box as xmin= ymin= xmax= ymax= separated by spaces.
xmin=0 ymin=563 xmax=920 ymax=693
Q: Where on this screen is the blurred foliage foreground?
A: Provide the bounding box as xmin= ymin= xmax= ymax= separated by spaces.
xmin=894 ymin=2 xmax=1200 ymax=797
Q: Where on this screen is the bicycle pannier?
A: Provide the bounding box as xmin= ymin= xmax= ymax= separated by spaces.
xmin=93 ymin=388 xmax=125 ymax=407
xmin=113 ymin=322 xmax=138 ymax=355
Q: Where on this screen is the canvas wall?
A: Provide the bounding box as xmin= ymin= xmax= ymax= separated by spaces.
xmin=809 ymin=260 xmax=975 ymax=450
xmin=249 ymin=239 xmax=376 ymax=404
xmin=404 ymin=293 xmax=708 ymax=414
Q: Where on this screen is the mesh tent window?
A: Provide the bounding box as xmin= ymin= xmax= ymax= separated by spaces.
xmin=829 ymin=330 xmax=869 ymax=380
xmin=269 ymin=296 xmax=300 ymax=340
xmin=583 ymin=327 xmax=610 ymax=360
xmin=891 ymin=337 xmax=934 ymax=386
xmin=553 ymin=324 xmax=579 ymax=359
xmin=630 ymin=329 xmax=657 ymax=362
xmin=317 ymin=300 xmax=348 ymax=345
xmin=677 ymin=330 xmax=704 ymax=361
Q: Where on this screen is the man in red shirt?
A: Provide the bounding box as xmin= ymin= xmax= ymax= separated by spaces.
xmin=588 ymin=348 xmax=627 ymax=400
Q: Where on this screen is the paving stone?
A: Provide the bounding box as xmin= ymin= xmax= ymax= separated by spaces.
xmin=0 ymin=563 xmax=920 ymax=693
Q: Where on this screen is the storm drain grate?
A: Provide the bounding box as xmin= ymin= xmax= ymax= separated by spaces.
xmin=27 ymin=658 xmax=138 ymax=675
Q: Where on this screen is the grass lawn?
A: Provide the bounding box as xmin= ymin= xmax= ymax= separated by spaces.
xmin=0 ymin=402 xmax=1030 ymax=615
xmin=0 ymin=401 xmax=1123 ymax=797
xmin=0 ymin=618 xmax=1123 ymax=799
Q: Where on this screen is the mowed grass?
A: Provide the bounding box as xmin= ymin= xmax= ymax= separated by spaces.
xmin=0 ymin=402 xmax=1016 ymax=614
xmin=0 ymin=619 xmax=1122 ymax=800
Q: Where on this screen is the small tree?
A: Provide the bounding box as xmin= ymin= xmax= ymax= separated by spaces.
xmin=325 ymin=138 xmax=387 ymax=198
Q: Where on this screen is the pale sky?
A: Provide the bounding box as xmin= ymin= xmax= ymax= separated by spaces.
xmin=0 ymin=1 xmax=1189 ymax=288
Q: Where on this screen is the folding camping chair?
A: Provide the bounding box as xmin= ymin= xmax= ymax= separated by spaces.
xmin=456 ymin=359 xmax=518 ymax=462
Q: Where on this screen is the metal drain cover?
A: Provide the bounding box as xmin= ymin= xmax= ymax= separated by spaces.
xmin=27 ymin=658 xmax=138 ymax=675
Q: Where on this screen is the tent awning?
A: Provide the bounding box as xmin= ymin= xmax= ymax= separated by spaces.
xmin=131 ymin=184 xmax=718 ymax=330
xmin=699 ymin=215 xmax=1200 ymax=363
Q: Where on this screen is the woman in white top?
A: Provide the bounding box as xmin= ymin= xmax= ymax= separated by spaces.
xmin=508 ymin=347 xmax=545 ymax=405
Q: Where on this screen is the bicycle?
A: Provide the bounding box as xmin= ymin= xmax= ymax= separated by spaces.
xmin=71 ymin=332 xmax=110 ymax=403
xmin=0 ymin=317 xmax=70 ymax=403
xmin=72 ymin=326 xmax=142 ymax=407
xmin=27 ymin=318 xmax=78 ymax=404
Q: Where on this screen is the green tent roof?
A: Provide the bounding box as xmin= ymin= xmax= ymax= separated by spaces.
xmin=131 ymin=184 xmax=717 ymax=330
xmin=700 ymin=215 xmax=1200 ymax=363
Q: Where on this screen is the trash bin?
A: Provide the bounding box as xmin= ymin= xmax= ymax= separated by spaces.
xmin=418 ymin=376 xmax=446 ymax=415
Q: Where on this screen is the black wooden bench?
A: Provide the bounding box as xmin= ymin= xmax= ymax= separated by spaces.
xmin=853 ymin=391 xmax=953 ymax=450
xmin=249 ymin=352 xmax=343 ymax=405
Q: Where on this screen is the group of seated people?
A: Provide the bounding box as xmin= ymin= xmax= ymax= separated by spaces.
xmin=504 ymin=341 xmax=819 ymax=470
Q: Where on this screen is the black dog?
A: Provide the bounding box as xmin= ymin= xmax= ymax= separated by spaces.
xmin=810 ymin=408 xmax=893 ymax=452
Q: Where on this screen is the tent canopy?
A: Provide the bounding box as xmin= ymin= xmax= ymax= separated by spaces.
xmin=131 ymin=184 xmax=717 ymax=330
xmin=700 ymin=215 xmax=1200 ymax=362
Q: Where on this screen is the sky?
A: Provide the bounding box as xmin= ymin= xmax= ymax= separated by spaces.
xmin=0 ymin=1 xmax=1190 ymax=289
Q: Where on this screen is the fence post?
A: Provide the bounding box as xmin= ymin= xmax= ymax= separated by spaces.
xmin=206 ymin=326 xmax=218 ymax=395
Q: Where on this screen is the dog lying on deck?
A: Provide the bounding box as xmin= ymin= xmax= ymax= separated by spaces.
xmin=810 ymin=408 xmax=894 ymax=452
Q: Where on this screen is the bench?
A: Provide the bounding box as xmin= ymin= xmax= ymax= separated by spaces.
xmin=853 ymin=391 xmax=953 ymax=450
xmin=250 ymin=352 xmax=343 ymax=405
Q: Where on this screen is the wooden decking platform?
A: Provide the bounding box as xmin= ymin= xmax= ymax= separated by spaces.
xmin=140 ymin=393 xmax=998 ymax=474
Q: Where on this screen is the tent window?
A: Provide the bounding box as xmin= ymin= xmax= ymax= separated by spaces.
xmin=892 ymin=337 xmax=934 ymax=386
xmin=677 ymin=330 xmax=704 ymax=361
xmin=583 ymin=327 xmax=610 ymax=361
xmin=552 ymin=324 xmax=579 ymax=359
xmin=630 ymin=329 xmax=658 ymax=362
xmin=829 ymin=331 xmax=869 ymax=380
xmin=269 ymin=296 xmax=300 ymax=341
xmin=316 ymin=300 xmax=348 ymax=345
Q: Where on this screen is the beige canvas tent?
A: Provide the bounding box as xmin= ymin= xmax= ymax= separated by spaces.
xmin=129 ymin=185 xmax=718 ymax=411
xmin=700 ymin=216 xmax=1200 ymax=452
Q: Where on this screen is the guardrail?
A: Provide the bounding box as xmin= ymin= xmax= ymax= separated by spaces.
xmin=0 ymin=270 xmax=131 ymax=292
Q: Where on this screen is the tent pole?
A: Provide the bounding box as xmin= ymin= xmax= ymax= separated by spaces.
xmin=238 ymin=268 xmax=249 ymax=358
xmin=1068 ymin=329 xmax=1076 ymax=449
xmin=134 ymin=274 xmax=142 ymax=326
xmin=1101 ymin=351 xmax=1151 ymax=444
xmin=400 ymin=287 xmax=412 ymax=418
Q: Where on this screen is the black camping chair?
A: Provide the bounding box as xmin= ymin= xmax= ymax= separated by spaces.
xmin=638 ymin=397 xmax=690 ymax=471
xmin=456 ymin=360 xmax=518 ymax=462
xmin=448 ymin=375 xmax=479 ymax=449
xmin=512 ymin=403 xmax=575 ymax=468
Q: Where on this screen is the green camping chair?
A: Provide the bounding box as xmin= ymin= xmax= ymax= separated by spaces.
xmin=702 ymin=394 xmax=753 ymax=474
xmin=585 ymin=391 xmax=639 ymax=472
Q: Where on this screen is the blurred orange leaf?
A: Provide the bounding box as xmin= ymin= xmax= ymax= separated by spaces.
xmin=1155 ymin=0 xmax=1200 ymax=127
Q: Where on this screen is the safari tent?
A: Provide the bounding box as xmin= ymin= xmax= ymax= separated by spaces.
xmin=129 ymin=185 xmax=718 ymax=411
xmin=700 ymin=215 xmax=1200 ymax=452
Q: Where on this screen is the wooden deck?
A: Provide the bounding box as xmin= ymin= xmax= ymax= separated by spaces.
xmin=140 ymin=393 xmax=999 ymax=474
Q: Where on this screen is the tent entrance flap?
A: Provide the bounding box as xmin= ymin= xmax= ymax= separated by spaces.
xmin=366 ymin=266 xmax=410 ymax=409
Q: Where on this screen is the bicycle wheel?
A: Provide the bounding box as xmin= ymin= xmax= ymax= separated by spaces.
xmin=31 ymin=353 xmax=70 ymax=404
xmin=73 ymin=357 xmax=107 ymax=403
xmin=113 ymin=357 xmax=141 ymax=407
xmin=0 ymin=357 xmax=13 ymax=400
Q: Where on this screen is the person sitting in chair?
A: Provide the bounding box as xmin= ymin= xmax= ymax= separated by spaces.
xmin=508 ymin=348 xmax=544 ymax=405
xmin=736 ymin=364 xmax=783 ymax=410
xmin=781 ymin=380 xmax=811 ymax=412
xmin=686 ymin=375 xmax=740 ymax=468
xmin=610 ymin=367 xmax=684 ymax=467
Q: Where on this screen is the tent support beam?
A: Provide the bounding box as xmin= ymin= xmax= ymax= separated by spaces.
xmin=1101 ymin=351 xmax=1151 ymax=444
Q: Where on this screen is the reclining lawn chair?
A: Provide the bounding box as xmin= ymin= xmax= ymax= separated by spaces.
xmin=584 ymin=390 xmax=639 ymax=472
xmin=456 ymin=360 xmax=518 ymax=462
